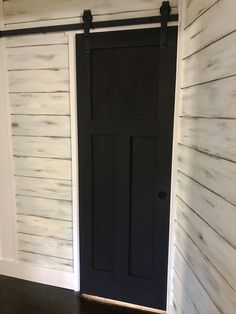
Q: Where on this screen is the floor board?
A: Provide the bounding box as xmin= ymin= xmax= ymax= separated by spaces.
xmin=0 ymin=275 xmax=152 ymax=314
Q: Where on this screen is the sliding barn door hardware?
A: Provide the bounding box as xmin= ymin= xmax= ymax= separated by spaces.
xmin=160 ymin=1 xmax=171 ymax=49
xmin=0 ymin=5 xmax=178 ymax=38
xmin=82 ymin=10 xmax=93 ymax=53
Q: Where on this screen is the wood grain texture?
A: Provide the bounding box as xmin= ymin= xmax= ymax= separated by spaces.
xmin=17 ymin=214 xmax=72 ymax=241
xmin=14 ymin=156 xmax=71 ymax=180
xmin=183 ymin=31 xmax=236 ymax=88
xmin=181 ymin=76 xmax=236 ymax=118
xmin=3 ymin=0 xmax=178 ymax=25
xmin=18 ymin=232 xmax=72 ymax=259
xmin=177 ymin=171 xmax=236 ymax=249
xmin=6 ymin=31 xmax=73 ymax=272
xmin=15 ymin=176 xmax=72 ymax=201
xmin=12 ymin=115 xmax=70 ymax=137
xmin=174 ymin=247 xmax=220 ymax=314
xmin=18 ymin=251 xmax=73 ymax=272
xmin=16 ymin=195 xmax=72 ymax=221
xmin=13 ymin=136 xmax=71 ymax=159
xmin=184 ymin=0 xmax=218 ymax=28
xmin=180 ymin=117 xmax=236 ymax=161
xmin=176 ymin=197 xmax=236 ymax=291
xmin=183 ymin=0 xmax=236 ymax=58
xmin=9 ymin=69 xmax=69 ymax=92
xmin=3 ymin=8 xmax=178 ymax=31
xmin=173 ymin=0 xmax=236 ymax=312
xmin=178 ymin=144 xmax=236 ymax=206
xmin=7 ymin=45 xmax=69 ymax=70
xmin=171 ymin=293 xmax=184 ymax=314
xmin=172 ymin=270 xmax=199 ymax=314
xmin=7 ymin=33 xmax=68 ymax=48
xmin=10 ymin=92 xmax=70 ymax=115
xmin=175 ymin=224 xmax=236 ymax=313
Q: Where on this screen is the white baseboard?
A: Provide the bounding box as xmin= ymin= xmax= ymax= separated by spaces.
xmin=0 ymin=258 xmax=75 ymax=290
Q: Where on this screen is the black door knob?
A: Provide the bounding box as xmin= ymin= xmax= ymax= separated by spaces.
xmin=158 ymin=191 xmax=168 ymax=199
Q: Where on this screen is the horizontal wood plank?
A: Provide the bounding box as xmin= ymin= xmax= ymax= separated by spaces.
xmin=15 ymin=176 xmax=72 ymax=201
xmin=13 ymin=136 xmax=71 ymax=159
xmin=180 ymin=117 xmax=236 ymax=161
xmin=174 ymin=246 xmax=220 ymax=314
xmin=183 ymin=0 xmax=236 ymax=57
xmin=3 ymin=9 xmax=178 ymax=31
xmin=3 ymin=0 xmax=177 ymax=25
xmin=17 ymin=214 xmax=73 ymax=241
xmin=177 ymin=171 xmax=236 ymax=249
xmin=12 ymin=115 xmax=70 ymax=137
xmin=14 ymin=156 xmax=71 ymax=180
xmin=9 ymin=69 xmax=69 ymax=92
xmin=18 ymin=233 xmax=73 ymax=259
xmin=184 ymin=0 xmax=218 ymax=28
xmin=175 ymin=223 xmax=236 ymax=313
xmin=10 ymin=92 xmax=69 ymax=115
xmin=18 ymin=251 xmax=73 ymax=272
xmin=183 ymin=31 xmax=236 ymax=87
xmin=176 ymin=197 xmax=236 ymax=291
xmin=172 ymin=270 xmax=199 ymax=314
xmin=7 ymin=33 xmax=68 ymax=48
xmin=181 ymin=76 xmax=236 ymax=118
xmin=16 ymin=195 xmax=72 ymax=221
xmin=7 ymin=45 xmax=69 ymax=70
xmin=178 ymin=145 xmax=236 ymax=206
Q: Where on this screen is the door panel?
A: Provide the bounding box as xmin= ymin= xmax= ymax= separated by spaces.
xmin=92 ymin=135 xmax=116 ymax=272
xmin=129 ymin=136 xmax=156 ymax=280
xmin=91 ymin=46 xmax=159 ymax=120
xmin=77 ymin=27 xmax=177 ymax=310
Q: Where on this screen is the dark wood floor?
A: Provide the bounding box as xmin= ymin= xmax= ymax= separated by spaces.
xmin=0 ymin=275 xmax=150 ymax=314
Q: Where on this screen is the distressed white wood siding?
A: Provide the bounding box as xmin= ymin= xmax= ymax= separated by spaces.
xmin=13 ymin=136 xmax=71 ymax=159
xmin=10 ymin=93 xmax=70 ymax=115
xmin=9 ymin=69 xmax=69 ymax=93
xmin=6 ymin=32 xmax=73 ymax=272
xmin=171 ymin=0 xmax=236 ymax=313
xmin=2 ymin=0 xmax=178 ymax=29
xmin=16 ymin=196 xmax=72 ymax=220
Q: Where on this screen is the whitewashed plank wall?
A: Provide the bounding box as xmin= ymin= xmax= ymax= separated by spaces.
xmin=6 ymin=32 xmax=73 ymax=272
xmin=171 ymin=0 xmax=236 ymax=313
xmin=2 ymin=0 xmax=178 ymax=29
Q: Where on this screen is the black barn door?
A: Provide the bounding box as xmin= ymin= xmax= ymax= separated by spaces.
xmin=77 ymin=27 xmax=177 ymax=310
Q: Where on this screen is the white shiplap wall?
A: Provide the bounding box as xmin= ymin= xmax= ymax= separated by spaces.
xmin=7 ymin=32 xmax=73 ymax=272
xmin=170 ymin=0 xmax=236 ymax=313
xmin=2 ymin=0 xmax=178 ymax=29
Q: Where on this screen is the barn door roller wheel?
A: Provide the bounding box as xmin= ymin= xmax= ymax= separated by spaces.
xmin=83 ymin=9 xmax=93 ymax=54
xmin=160 ymin=1 xmax=171 ymax=49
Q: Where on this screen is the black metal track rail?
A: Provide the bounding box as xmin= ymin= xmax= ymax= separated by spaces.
xmin=0 ymin=14 xmax=178 ymax=38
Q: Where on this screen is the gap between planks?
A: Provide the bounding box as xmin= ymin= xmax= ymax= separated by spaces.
xmin=177 ymin=168 xmax=236 ymax=208
xmin=18 ymin=249 xmax=73 ymax=261
xmin=17 ymin=213 xmax=72 ymax=223
xmin=178 ymin=143 xmax=236 ymax=165
xmin=181 ymin=73 xmax=236 ymax=90
xmin=17 ymin=231 xmax=72 ymax=242
xmin=183 ymin=28 xmax=236 ymax=60
xmin=175 ymin=195 xmax=236 ymax=251
xmin=184 ymin=0 xmax=219 ymax=31
xmin=15 ymin=175 xmax=72 ymax=182
xmin=174 ymin=222 xmax=236 ymax=293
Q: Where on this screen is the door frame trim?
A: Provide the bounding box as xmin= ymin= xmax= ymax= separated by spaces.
xmin=165 ymin=3 xmax=183 ymax=312
xmin=67 ymin=20 xmax=179 ymax=302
